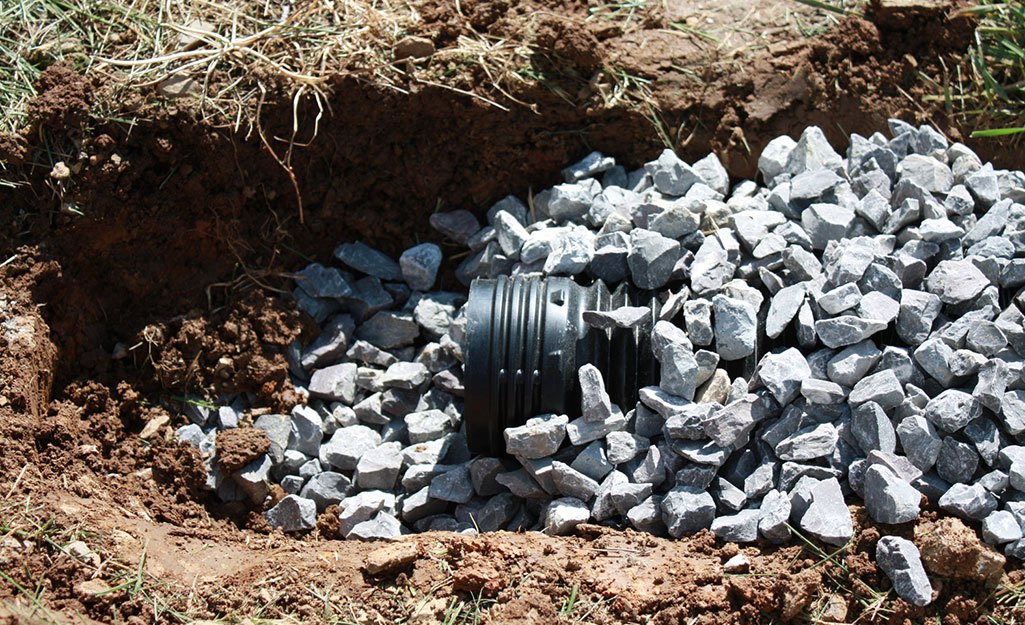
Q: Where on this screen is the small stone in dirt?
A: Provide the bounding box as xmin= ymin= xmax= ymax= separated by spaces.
xmin=546 ymin=497 xmax=590 ymax=535
xmin=400 ymin=243 xmax=443 ymax=291
xmin=364 ymin=541 xmax=419 ymax=575
xmin=723 ymin=554 xmax=750 ymax=573
xmin=876 ymin=536 xmax=933 ymax=607
xmin=334 ymin=241 xmax=402 ymax=281
xmin=265 ymin=495 xmax=317 ymax=532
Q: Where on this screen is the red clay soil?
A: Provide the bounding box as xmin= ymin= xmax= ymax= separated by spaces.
xmin=1 ymin=0 xmax=1024 ymax=622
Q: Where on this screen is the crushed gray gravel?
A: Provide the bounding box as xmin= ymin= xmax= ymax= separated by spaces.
xmin=172 ymin=122 xmax=1025 ymax=607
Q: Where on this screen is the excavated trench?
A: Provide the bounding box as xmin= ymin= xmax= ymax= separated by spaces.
xmin=3 ymin=7 xmax=1025 ymax=622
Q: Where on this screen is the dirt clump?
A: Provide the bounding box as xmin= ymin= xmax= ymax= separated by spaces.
xmin=141 ymin=291 xmax=313 ymax=411
xmin=364 ymin=540 xmax=420 ymax=575
xmin=215 ymin=427 xmax=271 ymax=473
xmin=917 ymin=517 xmax=1006 ymax=582
xmin=27 ymin=61 xmax=94 ymax=130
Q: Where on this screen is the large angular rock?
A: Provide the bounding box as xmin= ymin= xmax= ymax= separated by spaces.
xmin=815 ymin=316 xmax=888 ymax=349
xmin=661 ymin=486 xmax=716 ymax=537
xmin=505 ymin=414 xmax=569 ymax=458
xmin=863 ymin=464 xmax=921 ymax=524
xmin=400 ymin=243 xmax=443 ymax=291
xmin=938 ymin=483 xmax=998 ymax=520
xmin=876 ymin=536 xmax=933 ymax=607
xmin=334 ymin=241 xmax=402 ymax=281
xmin=923 ymin=390 xmax=981 ymax=434
xmin=320 ymin=425 xmax=382 ymax=471
xmin=645 ymin=149 xmax=703 ymax=195
xmin=309 ymin=362 xmax=358 ymax=404
xmin=713 ymin=295 xmax=757 ymax=361
xmin=265 ymin=495 xmax=317 ymax=532
xmin=756 ymin=348 xmax=811 ymax=405
xmin=546 ymin=497 xmax=590 ymax=535
xmin=628 ymin=229 xmax=680 ymax=289
xmin=660 ymin=344 xmax=698 ymax=400
xmin=802 ymin=204 xmax=854 ymax=250
xmin=798 ymin=478 xmax=853 ymax=546
xmin=691 ymin=236 xmax=735 ymax=296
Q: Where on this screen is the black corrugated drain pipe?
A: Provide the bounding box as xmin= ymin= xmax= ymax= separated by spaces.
xmin=463 ymin=275 xmax=659 ymax=456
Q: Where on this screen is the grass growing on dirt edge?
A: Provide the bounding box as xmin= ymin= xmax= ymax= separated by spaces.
xmin=924 ymin=1 xmax=1025 ymax=140
xmin=0 ymin=477 xmax=198 ymax=624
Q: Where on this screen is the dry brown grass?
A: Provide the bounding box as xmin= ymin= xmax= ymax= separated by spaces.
xmin=0 ymin=0 xmax=540 ymax=140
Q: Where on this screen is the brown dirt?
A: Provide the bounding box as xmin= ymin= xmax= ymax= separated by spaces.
xmin=1 ymin=0 xmax=1024 ymax=622
xmin=215 ymin=428 xmax=271 ymax=474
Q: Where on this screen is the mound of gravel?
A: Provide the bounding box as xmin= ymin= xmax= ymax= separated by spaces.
xmin=175 ymin=120 xmax=1025 ymax=606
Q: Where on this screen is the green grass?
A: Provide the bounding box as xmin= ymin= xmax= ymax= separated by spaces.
xmin=957 ymin=2 xmax=1025 ymax=137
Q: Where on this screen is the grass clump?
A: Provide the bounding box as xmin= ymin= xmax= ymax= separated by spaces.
xmin=941 ymin=2 xmax=1025 ymax=137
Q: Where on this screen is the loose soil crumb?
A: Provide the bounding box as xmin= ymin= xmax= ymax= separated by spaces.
xmin=215 ymin=428 xmax=271 ymax=474
xmin=918 ymin=517 xmax=1007 ymax=582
